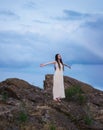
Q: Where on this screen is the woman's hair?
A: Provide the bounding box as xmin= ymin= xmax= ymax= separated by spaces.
xmin=55 ymin=54 xmax=64 ymax=70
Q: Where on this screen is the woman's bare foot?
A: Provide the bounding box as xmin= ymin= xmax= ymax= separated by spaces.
xmin=58 ymin=98 xmax=61 ymax=102
xmin=54 ymin=98 xmax=61 ymax=102
xmin=53 ymin=98 xmax=58 ymax=102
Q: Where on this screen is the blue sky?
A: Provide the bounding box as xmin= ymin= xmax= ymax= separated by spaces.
xmin=0 ymin=0 xmax=103 ymax=90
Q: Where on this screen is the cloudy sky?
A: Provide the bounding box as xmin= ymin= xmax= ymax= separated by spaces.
xmin=0 ymin=0 xmax=103 ymax=90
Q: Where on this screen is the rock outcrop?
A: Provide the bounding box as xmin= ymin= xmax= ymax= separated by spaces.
xmin=0 ymin=75 xmax=103 ymax=130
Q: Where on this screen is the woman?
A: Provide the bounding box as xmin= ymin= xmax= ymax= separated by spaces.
xmin=40 ymin=54 xmax=71 ymax=102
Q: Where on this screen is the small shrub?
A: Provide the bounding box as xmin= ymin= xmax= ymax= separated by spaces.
xmin=1 ymin=91 xmax=8 ymax=102
xmin=65 ymin=85 xmax=83 ymax=99
xmin=77 ymin=94 xmax=86 ymax=105
xmin=18 ymin=111 xmax=28 ymax=123
xmin=65 ymin=85 xmax=86 ymax=104
xmin=84 ymin=115 xmax=93 ymax=125
xmin=50 ymin=124 xmax=56 ymax=130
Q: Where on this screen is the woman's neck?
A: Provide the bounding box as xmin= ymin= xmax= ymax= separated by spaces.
xmin=58 ymin=59 xmax=60 ymax=62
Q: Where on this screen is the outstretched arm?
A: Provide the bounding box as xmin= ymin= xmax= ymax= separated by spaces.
xmin=40 ymin=61 xmax=56 ymax=67
xmin=64 ymin=63 xmax=71 ymax=69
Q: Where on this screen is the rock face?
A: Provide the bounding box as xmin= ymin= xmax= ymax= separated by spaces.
xmin=0 ymin=75 xmax=103 ymax=130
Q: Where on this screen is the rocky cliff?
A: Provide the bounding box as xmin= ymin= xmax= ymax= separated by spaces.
xmin=0 ymin=74 xmax=103 ymax=130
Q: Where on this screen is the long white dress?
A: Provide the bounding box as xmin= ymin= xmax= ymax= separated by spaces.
xmin=53 ymin=62 xmax=65 ymax=100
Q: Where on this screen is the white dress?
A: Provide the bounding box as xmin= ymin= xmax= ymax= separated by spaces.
xmin=53 ymin=62 xmax=65 ymax=100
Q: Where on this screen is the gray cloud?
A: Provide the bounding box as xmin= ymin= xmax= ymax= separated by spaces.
xmin=0 ymin=10 xmax=20 ymax=21
xmin=55 ymin=10 xmax=90 ymax=21
xmin=23 ymin=1 xmax=36 ymax=9
xmin=0 ymin=30 xmax=53 ymax=68
xmin=83 ymin=16 xmax=103 ymax=30
xmin=0 ymin=29 xmax=103 ymax=70
xmin=33 ymin=19 xmax=50 ymax=24
xmin=0 ymin=32 xmax=33 ymax=68
xmin=61 ymin=42 xmax=103 ymax=65
xmin=63 ymin=10 xmax=89 ymax=20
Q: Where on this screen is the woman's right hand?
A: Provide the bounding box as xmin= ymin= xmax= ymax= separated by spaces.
xmin=40 ymin=64 xmax=44 ymax=67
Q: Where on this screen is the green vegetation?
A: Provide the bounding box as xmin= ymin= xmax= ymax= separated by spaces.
xmin=65 ymin=85 xmax=82 ymax=97
xmin=1 ymin=91 xmax=8 ymax=102
xmin=77 ymin=94 xmax=86 ymax=104
xmin=84 ymin=105 xmax=93 ymax=125
xmin=49 ymin=124 xmax=56 ymax=130
xmin=18 ymin=111 xmax=28 ymax=123
xmin=65 ymin=85 xmax=86 ymax=104
xmin=84 ymin=115 xmax=93 ymax=125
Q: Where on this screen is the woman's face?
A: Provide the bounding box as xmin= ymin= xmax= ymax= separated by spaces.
xmin=58 ymin=54 xmax=61 ymax=59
